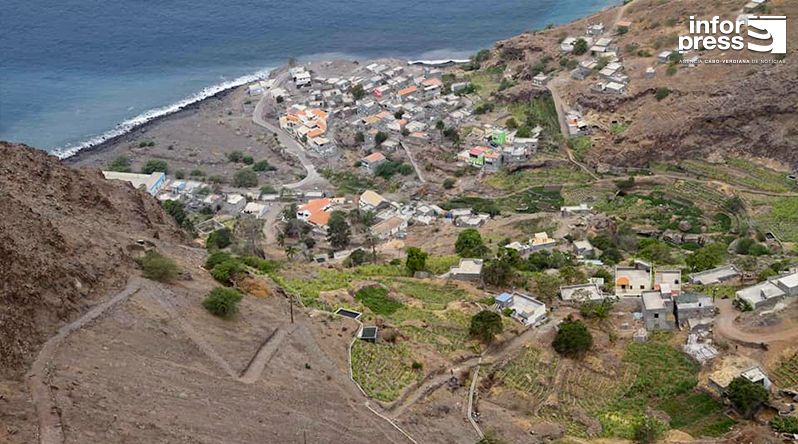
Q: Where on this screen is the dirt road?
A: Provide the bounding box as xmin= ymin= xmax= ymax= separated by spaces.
xmin=715 ymin=299 xmax=798 ymax=344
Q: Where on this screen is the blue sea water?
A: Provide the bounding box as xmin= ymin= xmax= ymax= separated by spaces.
xmin=0 ymin=0 xmax=616 ymax=156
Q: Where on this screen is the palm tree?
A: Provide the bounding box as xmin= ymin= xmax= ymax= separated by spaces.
xmin=285 ymin=245 xmax=297 ymax=261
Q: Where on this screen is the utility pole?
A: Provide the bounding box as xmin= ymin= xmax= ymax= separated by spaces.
xmin=289 ymin=295 xmax=294 ymax=324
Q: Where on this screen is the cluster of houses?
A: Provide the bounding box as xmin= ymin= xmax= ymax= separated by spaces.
xmin=278 ymin=104 xmax=332 ymax=152
xmin=562 ymin=22 xmax=631 ymax=95
xmin=457 ymin=125 xmax=541 ymax=170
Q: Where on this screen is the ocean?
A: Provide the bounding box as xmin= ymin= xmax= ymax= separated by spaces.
xmin=0 ymin=0 xmax=617 ymax=156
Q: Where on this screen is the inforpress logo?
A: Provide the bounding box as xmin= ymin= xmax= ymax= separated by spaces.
xmin=679 ymin=16 xmax=787 ymax=54
xmin=747 ymin=16 xmax=787 ymax=53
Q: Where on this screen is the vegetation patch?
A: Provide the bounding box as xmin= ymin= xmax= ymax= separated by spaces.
xmin=351 ymin=341 xmax=419 ymax=402
xmin=355 ymin=286 xmax=404 ymax=316
xmin=394 ymin=280 xmax=465 ymax=310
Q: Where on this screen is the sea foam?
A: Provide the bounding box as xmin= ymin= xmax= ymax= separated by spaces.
xmin=54 ymin=68 xmax=273 ymax=159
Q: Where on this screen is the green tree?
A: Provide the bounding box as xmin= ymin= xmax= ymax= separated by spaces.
xmin=233 ymin=168 xmax=259 ymax=187
xmin=350 ymin=84 xmax=366 ymax=100
xmin=107 ymin=156 xmax=132 ymax=172
xmin=135 ymin=251 xmax=179 ymax=282
xmin=161 ymin=200 xmax=194 ymax=232
xmin=405 ymin=247 xmax=428 ymax=274
xmin=455 ymin=228 xmax=488 ymax=258
xmin=375 ymin=131 xmax=388 ymax=146
xmin=206 ymin=228 xmax=232 ymax=250
xmin=210 ymin=259 xmax=244 ymax=285
xmin=327 ymin=210 xmax=351 ymax=249
xmin=770 ymin=416 xmax=798 ymax=434
xmin=469 ymin=310 xmax=504 ymax=343
xmin=573 ymin=38 xmax=588 ymax=55
xmin=727 ymin=376 xmax=768 ymax=418
xmin=686 ymin=243 xmax=726 ymax=271
xmin=552 ymin=316 xmax=592 ymax=357
xmin=202 ymin=287 xmax=243 ymax=318
xmin=141 ymin=159 xmax=168 ymax=174
xmin=482 ymin=249 xmax=518 ymax=287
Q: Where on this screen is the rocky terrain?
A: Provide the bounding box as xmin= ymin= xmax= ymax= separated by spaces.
xmin=0 ymin=142 xmax=185 ymax=377
xmin=481 ymin=0 xmax=798 ymax=168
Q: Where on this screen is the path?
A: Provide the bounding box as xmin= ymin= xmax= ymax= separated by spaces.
xmin=27 ymin=278 xmax=143 ymax=444
xmin=547 ymin=79 xmax=600 ymax=181
xmin=399 ymin=141 xmax=426 ymax=183
xmin=252 ymin=93 xmax=329 ymax=191
xmin=467 ymin=358 xmax=485 ymax=440
xmin=715 ymin=299 xmax=798 ymax=344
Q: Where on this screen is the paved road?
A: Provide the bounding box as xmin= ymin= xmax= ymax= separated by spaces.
xmin=252 ymin=91 xmax=330 ymax=191
xmin=715 ymin=298 xmax=798 ymax=344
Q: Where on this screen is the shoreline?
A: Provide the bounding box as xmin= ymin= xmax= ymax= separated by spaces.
xmin=56 ymin=1 xmax=622 ymax=163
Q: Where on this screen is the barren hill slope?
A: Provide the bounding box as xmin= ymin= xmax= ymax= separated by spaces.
xmin=0 ymin=142 xmax=184 ymax=377
xmin=481 ymin=0 xmax=798 ymax=168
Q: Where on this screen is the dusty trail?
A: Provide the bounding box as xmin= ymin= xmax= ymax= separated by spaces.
xmin=715 ymin=299 xmax=798 ymax=344
xmin=27 ymin=278 xmax=143 ymax=444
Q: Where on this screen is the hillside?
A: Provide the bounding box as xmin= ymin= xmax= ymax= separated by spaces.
xmin=478 ymin=0 xmax=798 ymax=169
xmin=0 ymin=142 xmax=184 ymax=377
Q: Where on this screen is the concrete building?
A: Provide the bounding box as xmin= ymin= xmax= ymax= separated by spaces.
xmin=370 ymin=216 xmax=407 ymax=240
xmin=361 ymin=152 xmax=387 ymax=174
xmin=223 ymin=194 xmax=247 ymax=214
xmin=654 ymin=269 xmax=682 ymax=297
xmin=448 ymin=259 xmax=483 ymax=283
xmin=641 ymin=290 xmax=675 ymax=330
xmin=559 ymin=282 xmax=604 ymax=302
xmin=735 ymin=271 xmax=798 ymax=310
xmin=241 ymin=202 xmax=268 ymax=219
xmin=615 ymin=261 xmax=652 ymax=297
xmin=529 ymin=232 xmax=556 ymax=252
xmin=102 ymin=171 xmax=166 ymax=196
xmin=573 ymin=240 xmax=594 ymax=257
xmin=358 ymin=190 xmax=389 ymax=212
xmin=674 ymin=293 xmax=715 ymax=328
xmin=560 ymin=203 xmax=592 ymax=216
xmin=495 ymin=292 xmax=547 ymax=327
xmin=689 ymin=265 xmax=740 ymax=285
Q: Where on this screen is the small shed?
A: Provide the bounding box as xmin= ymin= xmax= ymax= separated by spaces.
xmin=359 ymin=326 xmax=379 ymax=342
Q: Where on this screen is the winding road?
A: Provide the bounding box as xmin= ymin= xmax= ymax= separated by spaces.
xmin=252 ymin=89 xmax=329 ymax=191
xmin=715 ymin=299 xmax=798 ymax=344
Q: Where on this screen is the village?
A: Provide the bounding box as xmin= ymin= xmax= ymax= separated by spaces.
xmin=90 ymin=0 xmax=798 ymax=440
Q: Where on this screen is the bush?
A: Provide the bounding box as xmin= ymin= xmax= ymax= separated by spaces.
xmin=469 ymin=310 xmax=503 ymax=343
xmin=107 ymin=156 xmax=132 ymax=172
xmin=202 ymin=287 xmax=243 ymax=317
xmin=252 ymin=160 xmax=273 ymax=172
xmin=655 ymin=87 xmax=671 ymax=101
xmin=573 ymin=38 xmax=588 ymax=55
xmin=355 ymin=286 xmax=403 ymax=316
xmin=242 ymin=155 xmax=254 ymax=165
xmin=136 ymin=251 xmax=179 ymax=282
xmin=634 ymin=416 xmax=665 ymax=444
xmin=233 ymin=168 xmax=258 ymax=187
xmin=350 ymin=84 xmax=365 ymax=100
xmin=443 ymin=178 xmax=455 ymax=189
xmin=770 ymin=416 xmax=798 ymax=434
xmin=206 ymin=228 xmax=232 ymax=250
xmin=374 ymin=131 xmax=388 ymax=146
xmin=228 ymin=151 xmax=244 ymax=163
xmin=161 ymin=200 xmax=193 ymax=231
xmin=174 ymin=170 xmax=186 ymax=179
xmin=727 ymin=376 xmax=768 ymax=417
xmin=210 ymin=259 xmax=244 ymax=285
xmin=205 ymin=251 xmax=233 ymax=269
xmin=141 ymin=159 xmax=168 ymax=174
xmin=552 ymin=316 xmax=592 ymax=357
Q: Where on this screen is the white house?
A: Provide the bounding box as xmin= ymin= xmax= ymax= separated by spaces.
xmin=241 ymin=202 xmax=268 ymax=219
xmin=615 ymin=261 xmax=652 ymax=297
xmin=495 ymin=292 xmax=547 ymax=326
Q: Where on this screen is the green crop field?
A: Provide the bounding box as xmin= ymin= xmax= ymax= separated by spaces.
xmin=485 ymin=166 xmax=592 ymax=191
xmin=772 ymin=353 xmax=798 ymax=390
xmin=351 ymin=341 xmax=420 ymax=402
xmin=679 ymin=159 xmax=795 ymax=193
xmin=393 ymin=280 xmax=466 ymax=310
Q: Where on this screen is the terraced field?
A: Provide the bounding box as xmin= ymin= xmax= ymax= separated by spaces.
xmin=494 ymin=347 xmax=558 ymax=404
xmin=679 ymin=159 xmax=795 ymax=193
xmin=351 ymin=341 xmax=420 ymax=402
xmin=771 ymin=353 xmax=798 ymax=390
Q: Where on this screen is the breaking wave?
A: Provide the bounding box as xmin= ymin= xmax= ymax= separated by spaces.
xmin=53 ymin=68 xmax=273 ymax=159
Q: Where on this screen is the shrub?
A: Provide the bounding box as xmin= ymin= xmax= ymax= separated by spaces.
xmin=136 ymin=251 xmax=179 ymax=282
xmin=770 ymin=416 xmax=798 ymax=434
xmin=174 ymin=170 xmax=186 ymax=179
xmin=107 ymin=156 xmax=132 ymax=172
xmin=242 ymin=155 xmax=254 ymax=165
xmin=655 ymin=87 xmax=671 ymax=101
xmin=141 ymin=159 xmax=168 ymax=174
xmin=411 ymin=361 xmax=423 ymax=370
xmin=206 ymin=228 xmax=232 ymax=250
xmin=211 ymin=259 xmax=244 ymax=285
xmin=374 ymin=131 xmax=388 ymax=146
xmin=161 ymin=200 xmax=193 ymax=231
xmin=205 ymin=251 xmax=233 ymax=269
xmin=350 ymin=84 xmax=365 ymax=100
xmin=228 ymin=151 xmax=244 ymax=163
xmin=355 ymin=286 xmax=403 ymax=316
xmin=552 ymin=316 xmax=592 ymax=357
xmin=634 ymin=416 xmax=665 ymax=444
xmin=469 ymin=310 xmax=503 ymax=343
xmin=442 ymin=178 xmax=455 ymax=189
xmin=573 ymin=38 xmax=588 ymax=55
xmin=233 ymin=168 xmax=258 ymax=187
xmin=252 ymin=160 xmax=273 ymax=172
xmin=190 ymin=169 xmax=206 ymax=177
xmin=202 ymin=287 xmax=243 ymax=317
